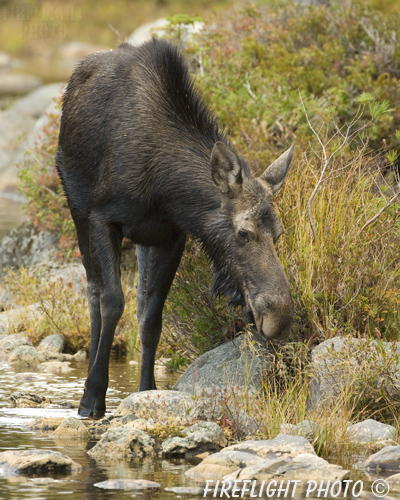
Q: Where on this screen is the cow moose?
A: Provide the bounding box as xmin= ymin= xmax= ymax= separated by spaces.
xmin=56 ymin=38 xmax=294 ymax=418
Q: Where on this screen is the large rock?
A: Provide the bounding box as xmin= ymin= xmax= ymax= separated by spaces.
xmin=387 ymin=473 xmax=400 ymax=492
xmin=114 ymin=390 xmax=203 ymax=424
xmin=0 ymin=83 xmax=64 ymax=189
xmin=347 ymin=419 xmax=396 ymax=444
xmin=0 ymin=333 xmax=32 ymax=354
xmin=310 ymin=337 xmax=400 ymax=407
xmin=38 ymin=361 xmax=73 ymax=374
xmin=8 ymin=345 xmax=43 ymax=368
xmin=9 ymin=392 xmax=50 ymax=408
xmin=88 ymin=426 xmax=155 ymax=461
xmin=224 ymin=454 xmax=349 ymax=484
xmin=186 ymin=435 xmax=316 ymax=482
xmin=162 ymin=421 xmax=227 ymax=458
xmin=364 ymin=445 xmax=400 ymax=472
xmin=0 ymin=449 xmax=82 ymax=474
xmin=37 ymin=334 xmax=65 ymax=354
xmin=51 ymin=417 xmax=90 ymax=441
xmin=128 ymin=18 xmax=204 ymax=47
xmin=173 ymin=334 xmax=269 ymax=394
xmin=0 ymin=223 xmax=57 ymax=276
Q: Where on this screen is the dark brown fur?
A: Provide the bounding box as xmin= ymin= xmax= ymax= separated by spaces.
xmin=56 ymin=38 xmax=294 ymax=417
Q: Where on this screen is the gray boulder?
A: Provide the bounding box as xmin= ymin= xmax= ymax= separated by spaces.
xmin=173 ymin=334 xmax=270 ymax=394
xmin=114 ymin=390 xmax=200 ymax=425
xmin=162 ymin=421 xmax=227 ymax=458
xmin=8 ymin=345 xmax=42 ymax=368
xmin=347 ymin=419 xmax=396 ymax=443
xmin=0 ymin=449 xmax=82 ymax=474
xmin=37 ymin=334 xmax=65 ymax=354
xmin=0 ymin=223 xmax=57 ymax=276
xmin=128 ymin=18 xmax=204 ymax=48
xmin=310 ymin=337 xmax=400 ymax=407
xmin=0 ymin=333 xmax=32 ymax=354
xmin=0 ymin=83 xmax=64 ymax=189
xmin=51 ymin=417 xmax=90 ymax=441
xmin=88 ymin=426 xmax=155 ymax=461
xmin=387 ymin=473 xmax=400 ymax=492
xmin=224 ymin=454 xmax=349 ymax=484
xmin=364 ymin=445 xmax=400 ymax=472
xmin=185 ymin=435 xmax=346 ymax=483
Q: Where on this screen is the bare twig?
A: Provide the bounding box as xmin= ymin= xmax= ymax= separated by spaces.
xmin=360 ymin=191 xmax=400 ymax=232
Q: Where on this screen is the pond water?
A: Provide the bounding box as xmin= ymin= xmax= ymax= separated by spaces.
xmin=0 ymin=356 xmax=205 ymax=500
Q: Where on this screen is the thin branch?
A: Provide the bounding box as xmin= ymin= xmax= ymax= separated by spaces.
xmin=360 ymin=191 xmax=400 ymax=232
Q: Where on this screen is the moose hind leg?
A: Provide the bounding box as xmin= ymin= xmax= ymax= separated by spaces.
xmin=78 ymin=219 xmax=124 ymax=418
xmin=138 ymin=234 xmax=186 ymax=391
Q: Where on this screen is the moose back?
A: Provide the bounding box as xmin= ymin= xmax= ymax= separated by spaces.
xmin=56 ymin=38 xmax=294 ymax=418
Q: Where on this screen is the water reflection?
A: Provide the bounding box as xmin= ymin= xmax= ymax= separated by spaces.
xmin=0 ymin=355 xmax=203 ymax=500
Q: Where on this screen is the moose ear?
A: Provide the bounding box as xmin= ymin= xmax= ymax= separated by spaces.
xmin=211 ymin=142 xmax=243 ymax=197
xmin=261 ymin=144 xmax=294 ymax=194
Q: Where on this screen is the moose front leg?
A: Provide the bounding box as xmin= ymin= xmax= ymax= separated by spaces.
xmin=78 ymin=219 xmax=124 ymax=418
xmin=137 ymin=234 xmax=185 ymax=391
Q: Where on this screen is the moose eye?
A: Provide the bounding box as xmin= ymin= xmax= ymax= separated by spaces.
xmin=238 ymin=230 xmax=249 ymax=242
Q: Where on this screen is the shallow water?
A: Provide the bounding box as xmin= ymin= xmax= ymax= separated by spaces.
xmin=0 ymin=356 xmax=204 ymax=500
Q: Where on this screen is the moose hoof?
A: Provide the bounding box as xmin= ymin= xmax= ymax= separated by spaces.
xmin=78 ymin=397 xmax=106 ymax=419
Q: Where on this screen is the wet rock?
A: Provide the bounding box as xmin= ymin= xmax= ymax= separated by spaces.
xmin=185 ymin=450 xmax=265 ymax=481
xmin=94 ymin=479 xmax=160 ymax=490
xmin=387 ymin=473 xmax=400 ymax=492
xmin=37 ymin=334 xmax=65 ymax=354
xmin=0 ymin=73 xmax=42 ymax=96
xmin=224 ymin=434 xmax=315 ymax=459
xmin=38 ymin=361 xmax=73 ymax=374
xmin=165 ymin=486 xmax=204 ymax=495
xmin=9 ymin=392 xmax=51 ymax=408
xmin=87 ymin=416 xmax=114 ymax=437
xmin=347 ymin=419 xmax=396 ymax=443
xmin=225 ymin=454 xmax=349 ymax=483
xmin=25 ymin=418 xmax=65 ymax=433
xmin=8 ymin=345 xmax=43 ymax=368
xmin=0 ymin=333 xmax=32 ymax=355
xmin=0 ymin=449 xmax=82 ymax=474
xmin=162 ymin=421 xmax=227 ymax=458
xmin=73 ymin=350 xmax=87 ymax=362
xmin=364 ymin=445 xmax=400 ymax=472
xmin=173 ymin=334 xmax=270 ymax=394
xmin=51 ymin=417 xmax=90 ymax=441
xmin=88 ymin=425 xmax=155 ymax=461
xmin=114 ymin=390 xmax=200 ymax=425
